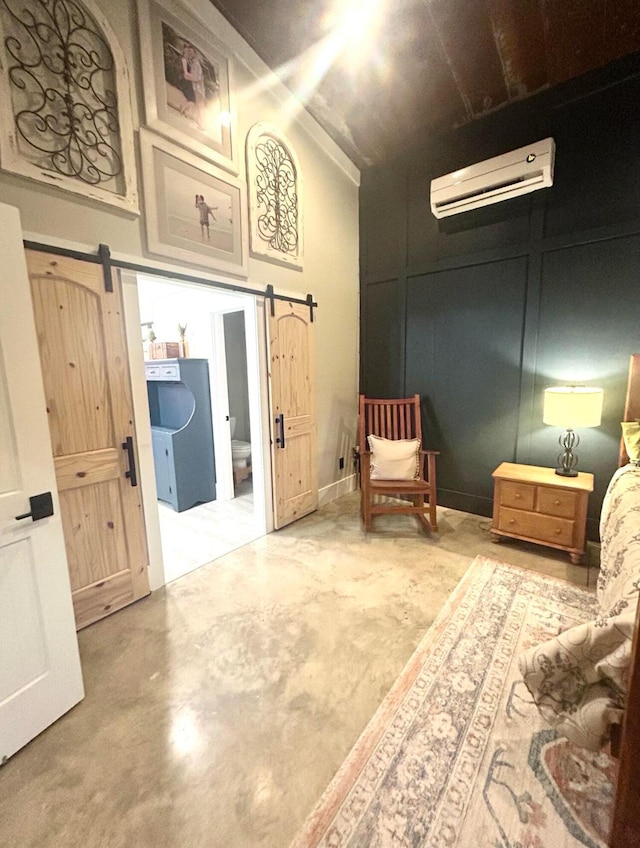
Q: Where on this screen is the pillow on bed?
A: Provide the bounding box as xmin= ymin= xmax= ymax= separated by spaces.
xmin=367 ymin=434 xmax=420 ymax=480
xmin=621 ymin=421 xmax=640 ymax=463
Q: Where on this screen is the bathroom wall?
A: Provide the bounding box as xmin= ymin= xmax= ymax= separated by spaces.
xmin=137 ymin=277 xmax=242 ymax=357
xmin=223 ymin=312 xmax=250 ymax=442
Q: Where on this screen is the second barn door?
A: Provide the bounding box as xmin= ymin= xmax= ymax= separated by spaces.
xmin=267 ymin=298 xmax=317 ymax=528
xmin=26 ymin=251 xmax=150 ymax=629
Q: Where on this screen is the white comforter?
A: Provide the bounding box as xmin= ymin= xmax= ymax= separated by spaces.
xmin=519 ymin=464 xmax=640 ymax=749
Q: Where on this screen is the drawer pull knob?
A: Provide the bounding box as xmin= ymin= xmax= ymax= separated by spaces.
xmin=509 ymin=519 xmax=516 ymax=525
xmin=515 ymin=493 xmax=521 ymax=499
xmin=555 ymin=528 xmax=561 ymax=534
xmin=554 ymin=499 xmax=560 ymax=506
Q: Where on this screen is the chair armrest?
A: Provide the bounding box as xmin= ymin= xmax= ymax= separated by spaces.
xmin=419 ymin=449 xmax=438 ymax=484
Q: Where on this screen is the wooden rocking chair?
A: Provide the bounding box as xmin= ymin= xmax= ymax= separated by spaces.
xmin=358 ymin=394 xmax=439 ymax=532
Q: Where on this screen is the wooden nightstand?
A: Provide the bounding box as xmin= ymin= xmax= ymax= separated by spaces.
xmin=491 ymin=462 xmax=594 ymax=564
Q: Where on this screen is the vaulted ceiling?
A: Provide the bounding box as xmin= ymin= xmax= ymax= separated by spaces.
xmin=209 ymin=0 xmax=640 ymax=168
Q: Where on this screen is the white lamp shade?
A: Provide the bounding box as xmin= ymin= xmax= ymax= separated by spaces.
xmin=543 ymin=386 xmax=604 ymax=429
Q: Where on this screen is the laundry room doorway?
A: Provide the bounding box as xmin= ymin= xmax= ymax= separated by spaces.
xmin=136 ymin=274 xmax=267 ymax=584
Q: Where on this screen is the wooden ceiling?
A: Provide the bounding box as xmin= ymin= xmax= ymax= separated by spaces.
xmin=209 ymin=0 xmax=640 ymax=168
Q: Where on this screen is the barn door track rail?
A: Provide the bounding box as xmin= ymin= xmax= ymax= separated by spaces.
xmin=23 ymin=240 xmax=318 ymax=320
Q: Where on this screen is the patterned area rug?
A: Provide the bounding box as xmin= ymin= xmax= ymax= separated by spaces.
xmin=290 ymin=556 xmax=617 ymax=848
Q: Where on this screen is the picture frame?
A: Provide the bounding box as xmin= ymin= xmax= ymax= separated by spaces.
xmin=0 ymin=0 xmax=138 ymax=213
xmin=140 ymin=128 xmax=248 ymax=277
xmin=246 ymin=122 xmax=303 ymax=270
xmin=137 ymin=0 xmax=237 ymax=173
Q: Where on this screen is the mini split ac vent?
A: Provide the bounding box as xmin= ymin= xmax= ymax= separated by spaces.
xmin=430 ymin=138 xmax=556 ymax=218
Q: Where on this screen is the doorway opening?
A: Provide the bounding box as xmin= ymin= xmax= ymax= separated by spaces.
xmin=136 ymin=274 xmax=267 ymax=584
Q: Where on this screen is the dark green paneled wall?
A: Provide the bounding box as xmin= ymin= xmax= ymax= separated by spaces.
xmin=359 ymin=59 xmax=640 ymax=538
xmin=406 ymin=258 xmax=528 ymax=515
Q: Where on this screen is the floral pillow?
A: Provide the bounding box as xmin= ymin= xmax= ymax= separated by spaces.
xmin=367 ymin=434 xmax=420 ymax=481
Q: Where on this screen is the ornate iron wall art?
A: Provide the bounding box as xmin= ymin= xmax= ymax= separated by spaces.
xmin=246 ymin=122 xmax=303 ymax=270
xmin=254 ymin=135 xmax=298 ymax=256
xmin=1 ymin=0 xmax=122 ymax=186
xmin=0 ymin=0 xmax=138 ymax=211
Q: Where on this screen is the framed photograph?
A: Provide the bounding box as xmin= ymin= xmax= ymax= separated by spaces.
xmin=246 ymin=123 xmax=303 ymax=270
xmin=140 ymin=129 xmax=247 ymax=277
xmin=137 ymin=0 xmax=237 ymax=172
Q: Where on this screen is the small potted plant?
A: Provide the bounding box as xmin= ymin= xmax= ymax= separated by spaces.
xmin=178 ymin=323 xmax=189 ymax=358
xmin=147 ymin=327 xmax=158 ymax=359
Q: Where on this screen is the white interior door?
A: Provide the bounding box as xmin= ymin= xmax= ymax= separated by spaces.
xmin=0 ymin=203 xmax=84 ymax=763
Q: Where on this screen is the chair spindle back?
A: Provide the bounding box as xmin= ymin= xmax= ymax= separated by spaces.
xmin=359 ymin=394 xmax=422 ymax=446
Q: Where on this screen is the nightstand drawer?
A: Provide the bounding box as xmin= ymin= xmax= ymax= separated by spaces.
xmin=500 ymin=481 xmax=535 ymax=510
xmin=498 ymin=507 xmax=575 ymax=547
xmin=537 ymin=487 xmax=577 ymax=519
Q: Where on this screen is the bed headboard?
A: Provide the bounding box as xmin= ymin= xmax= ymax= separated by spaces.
xmin=618 ymin=353 xmax=640 ymax=467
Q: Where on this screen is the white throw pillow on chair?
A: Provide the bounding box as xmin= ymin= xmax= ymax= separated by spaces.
xmin=367 ymin=434 xmax=421 ymax=481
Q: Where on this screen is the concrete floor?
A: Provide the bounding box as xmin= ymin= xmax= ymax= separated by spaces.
xmin=0 ymin=494 xmax=593 ymax=848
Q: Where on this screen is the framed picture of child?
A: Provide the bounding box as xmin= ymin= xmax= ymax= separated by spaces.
xmin=140 ymin=129 xmax=248 ymax=276
xmin=137 ymin=0 xmax=237 ymax=173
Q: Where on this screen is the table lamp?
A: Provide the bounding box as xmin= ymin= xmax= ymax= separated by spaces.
xmin=543 ymin=386 xmax=604 ymax=477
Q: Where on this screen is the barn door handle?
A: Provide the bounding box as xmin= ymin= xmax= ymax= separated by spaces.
xmin=15 ymin=491 xmax=54 ymax=521
xmin=275 ymin=413 xmax=285 ymax=449
xmin=122 ymin=436 xmax=138 ymax=487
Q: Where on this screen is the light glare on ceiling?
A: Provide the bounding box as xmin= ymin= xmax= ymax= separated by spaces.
xmin=324 ymin=0 xmax=385 ymax=69
xmin=237 ymin=0 xmax=386 ymax=125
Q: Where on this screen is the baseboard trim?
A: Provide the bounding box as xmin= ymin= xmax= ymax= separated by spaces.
xmin=437 ymin=489 xmax=494 ymax=517
xmin=318 ymin=474 xmax=357 ymax=507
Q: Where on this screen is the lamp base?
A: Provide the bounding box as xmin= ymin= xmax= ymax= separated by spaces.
xmin=554 ymin=429 xmax=580 ymax=477
xmin=555 ymin=467 xmax=578 ymax=477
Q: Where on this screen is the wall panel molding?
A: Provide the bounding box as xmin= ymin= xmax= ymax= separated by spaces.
xmin=359 ymin=69 xmax=640 ymax=538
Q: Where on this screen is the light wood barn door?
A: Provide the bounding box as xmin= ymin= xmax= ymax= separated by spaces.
xmin=26 ymin=251 xmax=150 ymax=630
xmin=267 ymin=299 xmax=317 ymax=528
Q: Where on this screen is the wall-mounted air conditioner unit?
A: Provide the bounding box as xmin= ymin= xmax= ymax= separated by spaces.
xmin=430 ymin=138 xmax=556 ymax=218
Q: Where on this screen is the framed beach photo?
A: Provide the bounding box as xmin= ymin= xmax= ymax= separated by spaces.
xmin=140 ymin=129 xmax=247 ymax=277
xmin=137 ymin=0 xmax=237 ymax=172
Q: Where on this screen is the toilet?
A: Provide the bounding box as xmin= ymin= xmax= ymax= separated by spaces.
xmin=230 ymin=417 xmax=251 ymax=467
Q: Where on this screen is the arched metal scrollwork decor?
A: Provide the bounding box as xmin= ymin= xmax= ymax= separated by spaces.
xmin=0 ymin=0 xmax=138 ymax=212
xmin=246 ymin=122 xmax=303 ymax=269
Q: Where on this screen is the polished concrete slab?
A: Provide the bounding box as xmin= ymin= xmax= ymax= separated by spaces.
xmin=0 ymin=494 xmax=592 ymax=848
